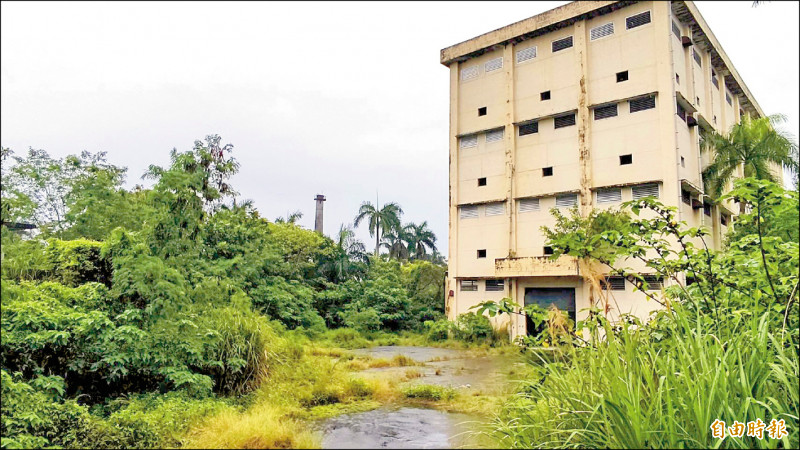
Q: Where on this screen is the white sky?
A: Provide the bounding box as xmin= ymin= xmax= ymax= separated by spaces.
xmin=2 ymin=1 xmax=798 ymax=256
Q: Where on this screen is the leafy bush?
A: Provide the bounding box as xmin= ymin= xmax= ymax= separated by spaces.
xmin=424 ymin=319 xmax=451 ymax=341
xmin=452 ymin=313 xmax=494 ymax=342
xmin=402 ymin=384 xmax=456 ymax=401
xmin=43 ymin=238 xmax=111 ymax=287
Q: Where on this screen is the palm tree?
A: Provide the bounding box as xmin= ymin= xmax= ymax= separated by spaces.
xmin=353 ymin=201 xmax=403 ymax=256
xmin=380 ymin=228 xmax=410 ymax=260
xmin=275 ymin=210 xmax=303 ymax=224
xmin=322 ymin=224 xmax=368 ymax=282
xmin=702 ymin=114 xmax=798 ymax=211
xmin=403 ymin=221 xmax=438 ymax=260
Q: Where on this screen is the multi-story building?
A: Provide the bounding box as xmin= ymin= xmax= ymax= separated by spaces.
xmin=441 ymin=1 xmax=774 ymax=338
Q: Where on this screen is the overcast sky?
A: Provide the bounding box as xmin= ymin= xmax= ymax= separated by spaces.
xmin=2 ymin=1 xmax=798 ymax=256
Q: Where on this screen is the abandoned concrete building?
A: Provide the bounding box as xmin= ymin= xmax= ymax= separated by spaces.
xmin=441 ymin=0 xmax=777 ymax=338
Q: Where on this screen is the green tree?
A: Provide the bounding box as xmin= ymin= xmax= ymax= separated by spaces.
xmin=353 ymin=200 xmax=403 ymax=256
xmin=275 ymin=210 xmax=303 ymax=224
xmin=380 ymin=227 xmax=410 ymax=260
xmin=702 ymin=114 xmax=798 ymax=207
xmin=403 ymin=221 xmax=438 ymax=260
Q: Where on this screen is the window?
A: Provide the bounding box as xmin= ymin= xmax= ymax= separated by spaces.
xmin=632 ymin=183 xmax=659 ymax=199
xmin=681 ymin=156 xmax=685 ymax=167
xmin=682 ymin=190 xmax=692 ymax=205
xmin=720 ymin=214 xmax=728 ymax=226
xmin=460 ymin=280 xmax=478 ymax=291
xmin=590 ymin=22 xmax=614 ymax=40
xmin=556 ymin=194 xmax=578 ymax=208
xmin=478 ymin=107 xmax=487 ymax=116
xmin=596 ymin=188 xmax=622 ymax=203
xmin=672 ymin=21 xmax=681 ymax=39
xmin=602 ymin=276 xmax=626 ymax=291
xmin=594 ymin=104 xmax=618 ymax=120
xmin=616 ymin=71 xmax=629 ymax=82
xmin=461 ymin=65 xmax=479 ymax=81
xmin=630 ymin=95 xmax=656 ymax=113
xmin=516 ymin=46 xmax=537 ymax=64
xmin=696 ymin=96 xmax=700 ymax=106
xmin=642 ymin=275 xmax=663 ymax=290
xmin=478 ymin=177 xmax=487 ymax=187
xmin=518 ymin=197 xmax=540 ymax=213
xmin=485 ymin=128 xmax=504 ymax=143
xmin=626 ymin=11 xmax=651 ymax=29
xmin=485 ymin=202 xmax=505 ymax=216
xmin=519 ymin=121 xmax=538 ymax=136
xmin=552 ymin=36 xmax=573 ymax=52
xmin=540 ymin=91 xmax=551 ymax=101
xmin=676 ymin=73 xmax=680 ymax=84
xmin=712 ymin=71 xmax=719 ymax=89
xmin=460 ymin=134 xmax=478 ymax=148
xmin=459 ymin=205 xmax=478 ymax=219
xmin=703 ymin=203 xmax=712 ymax=217
xmin=554 ymin=113 xmax=576 ymax=128
xmin=620 ymin=154 xmax=633 ymax=165
xmin=692 ymin=49 xmax=702 ymax=66
xmin=677 ymin=101 xmax=687 ymax=122
xmin=542 ymin=167 xmax=553 ymax=177
xmin=485 ymin=57 xmax=503 ymax=72
xmin=543 ymin=246 xmax=554 ymax=255
xmin=486 ymin=279 xmax=504 ymax=292
xmin=726 ymin=92 xmax=732 ymax=105
xmin=477 ymin=249 xmax=487 ymax=258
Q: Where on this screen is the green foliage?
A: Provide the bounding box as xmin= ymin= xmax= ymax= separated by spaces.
xmin=402 ymin=384 xmax=456 ymax=401
xmin=43 ymin=238 xmax=111 ymax=287
xmin=452 ymin=313 xmax=494 ymax=342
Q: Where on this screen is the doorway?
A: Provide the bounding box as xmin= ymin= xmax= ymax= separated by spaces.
xmin=523 ymin=288 xmax=576 ymax=335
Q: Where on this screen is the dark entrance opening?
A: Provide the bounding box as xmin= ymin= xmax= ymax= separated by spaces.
xmin=523 ymin=287 xmax=576 ymax=335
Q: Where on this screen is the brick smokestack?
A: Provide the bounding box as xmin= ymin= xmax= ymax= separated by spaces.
xmin=314 ymin=194 xmax=326 ymax=234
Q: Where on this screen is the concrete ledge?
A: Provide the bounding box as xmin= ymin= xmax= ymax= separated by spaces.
xmin=495 ymin=255 xmax=580 ymax=277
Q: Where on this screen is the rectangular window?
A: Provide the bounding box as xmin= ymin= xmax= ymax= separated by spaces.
xmin=540 ymin=91 xmax=551 ymax=101
xmin=712 ymin=71 xmax=719 ymax=89
xmin=519 ymin=121 xmax=538 ymax=136
xmin=556 ymin=193 xmax=578 ymax=208
xmin=626 ymin=11 xmax=651 ymax=29
xmin=485 ymin=279 xmax=504 ymax=292
xmin=620 ymin=154 xmax=633 ymax=165
xmin=543 ymin=246 xmax=554 ymax=255
xmin=682 ymin=190 xmax=692 ymax=205
xmin=594 ymin=104 xmax=618 ymax=120
xmin=461 ymin=65 xmax=479 ymax=81
xmin=542 ymin=167 xmax=553 ymax=177
xmin=552 ymin=36 xmax=573 ymax=52
xmin=477 ymin=249 xmax=487 ymax=258
xmin=596 ymin=188 xmax=622 ymax=203
xmin=630 ymin=95 xmax=656 ymax=113
xmin=693 ymin=49 xmax=702 ymax=66
xmin=720 ymin=214 xmax=728 ymax=226
xmin=460 ymin=134 xmax=478 ymax=148
xmin=677 ymin=101 xmax=687 ymax=122
xmin=590 ymin=22 xmax=614 ymax=40
xmin=632 ymin=183 xmax=659 ymax=199
xmin=681 ymin=156 xmax=685 ymax=167
xmin=478 ymin=177 xmax=487 ymax=186
xmin=485 ymin=128 xmax=504 ymax=143
xmin=485 ymin=202 xmax=505 ymax=216
xmin=518 ymin=197 xmax=540 ymax=213
xmin=616 ymin=70 xmax=629 ymax=82
xmin=554 ymin=113 xmax=576 ymax=128
xmin=478 ymin=106 xmax=487 ymax=116
xmin=459 ymin=205 xmax=478 ymax=219
xmin=460 ymin=280 xmax=478 ymax=291
xmin=642 ymin=275 xmax=663 ymax=290
xmin=703 ymin=203 xmax=712 ymax=217
xmin=672 ymin=21 xmax=681 ymax=39
xmin=726 ymin=92 xmax=732 ymax=105
xmin=484 ymin=57 xmax=503 ymax=72
xmin=516 ymin=46 xmax=537 ymax=64
xmin=603 ymin=276 xmax=626 ymax=291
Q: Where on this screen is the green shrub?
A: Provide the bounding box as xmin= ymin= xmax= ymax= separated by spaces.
xmin=452 ymin=313 xmax=493 ymax=343
xmin=424 ymin=319 xmax=452 ymax=341
xmin=44 ymin=238 xmax=111 ymax=286
xmin=402 ymin=384 xmax=456 ymax=401
xmin=344 ymin=307 xmax=382 ymax=333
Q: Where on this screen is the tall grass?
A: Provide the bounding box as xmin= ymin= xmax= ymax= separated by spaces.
xmin=490 ymin=307 xmax=799 ymax=449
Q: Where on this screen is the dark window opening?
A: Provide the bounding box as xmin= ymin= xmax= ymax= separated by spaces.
xmin=682 ymin=190 xmax=692 ymax=205
xmin=540 ymin=91 xmax=551 ymax=101
xmin=594 ymin=104 xmax=618 ymax=120
xmin=620 ymin=154 xmax=633 ymax=165
xmin=543 ymin=246 xmax=554 ymax=255
xmin=552 ymin=36 xmax=573 ymax=52
xmin=554 ymin=113 xmax=576 ymax=128
xmin=519 ymin=121 xmax=538 ymax=136
xmin=630 ymin=95 xmax=656 ymax=112
xmin=677 ymin=102 xmax=687 ymax=122
xmin=616 ymin=71 xmax=629 ymax=82
xmin=542 ymin=167 xmax=553 ymax=177
xmin=485 ymin=279 xmax=504 ymax=292
xmin=676 ymin=73 xmax=680 ymax=84
xmin=626 ymin=11 xmax=651 ymax=29
xmin=478 ymin=107 xmax=487 ymax=116
xmin=696 ymin=96 xmax=700 ymax=106
xmin=703 ymin=203 xmax=711 ymax=217
xmin=477 ymin=249 xmax=487 ymax=258
xmin=478 ymin=177 xmax=487 ymax=186
xmin=720 ymin=214 xmax=728 ymax=226
xmin=681 ymin=156 xmax=685 ymax=167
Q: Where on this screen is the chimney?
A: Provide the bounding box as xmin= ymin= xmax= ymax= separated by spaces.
xmin=314 ymin=194 xmax=326 ymax=234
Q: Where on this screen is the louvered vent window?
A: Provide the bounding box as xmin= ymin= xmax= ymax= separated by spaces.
xmin=630 ymin=95 xmax=656 ymax=113
xmin=632 ymin=183 xmax=659 ymax=199
xmin=485 ymin=57 xmax=503 ymax=72
xmin=726 ymin=92 xmax=732 ymax=105
xmin=552 ymin=36 xmax=573 ymax=52
xmin=519 ymin=121 xmax=538 ymax=136
xmin=642 ymin=275 xmax=663 ymax=290
xmin=672 ymin=21 xmax=681 ymax=39
xmin=603 ymin=276 xmax=626 ymax=291
xmin=459 ymin=205 xmax=478 ymax=219
xmin=590 ymin=22 xmax=614 ymax=40
xmin=626 ymin=11 xmax=651 ymax=29
xmin=556 ymin=194 xmax=578 ymax=208
xmin=460 ymin=280 xmax=478 ymax=291
xmin=485 ymin=279 xmax=504 ymax=292
xmin=516 ymin=46 xmax=537 ymax=64
xmin=485 ymin=128 xmax=504 ymax=143
xmin=485 ymin=202 xmax=505 ymax=216
xmin=596 ymin=188 xmax=622 ymax=203
xmin=460 ymin=134 xmax=478 ymax=149
xmin=554 ymin=113 xmax=576 ymax=129
xmin=693 ymin=49 xmax=702 ymax=66
xmin=461 ymin=65 xmax=479 ymax=81
xmin=594 ymin=104 xmax=618 ymax=120
xmin=518 ymin=198 xmax=540 ymax=213
xmin=712 ymin=71 xmax=719 ymax=89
